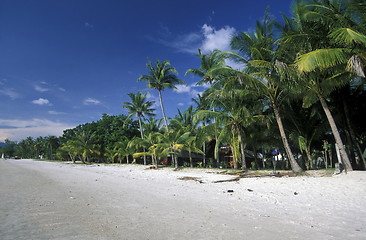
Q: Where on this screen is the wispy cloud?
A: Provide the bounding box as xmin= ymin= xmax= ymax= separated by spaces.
xmin=48 ymin=110 xmax=65 ymax=115
xmin=145 ymin=92 xmax=160 ymax=109
xmin=0 ymin=88 xmax=21 ymax=100
xmin=173 ymin=84 xmax=204 ymax=98
xmin=83 ymin=97 xmax=101 ymax=105
xmin=32 ymin=98 xmax=52 ymax=106
xmin=34 ymin=84 xmax=49 ymax=92
xmin=84 ymin=22 xmax=94 ymax=28
xmin=0 ymin=118 xmax=75 ymax=141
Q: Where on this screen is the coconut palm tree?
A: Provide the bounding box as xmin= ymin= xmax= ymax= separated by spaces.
xmin=129 ymin=132 xmax=165 ymax=168
xmin=230 ymin=11 xmax=303 ymax=172
xmin=186 ymin=50 xmax=231 ymax=167
xmin=69 ymin=130 xmax=98 ymax=163
xmin=143 ymin=118 xmax=163 ymax=134
xmin=123 ymin=91 xmax=156 ymax=165
xmin=192 ymin=93 xmax=211 ymax=167
xmin=195 ymin=89 xmax=261 ymax=170
xmin=138 ymin=59 xmax=185 ymax=131
xmin=114 ymin=139 xmax=134 ymax=164
xmin=185 ymin=49 xmax=229 ymax=87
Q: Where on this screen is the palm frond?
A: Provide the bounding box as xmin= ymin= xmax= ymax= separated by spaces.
xmin=295 ymin=48 xmax=351 ymax=72
xmin=329 ymin=28 xmax=366 ymax=47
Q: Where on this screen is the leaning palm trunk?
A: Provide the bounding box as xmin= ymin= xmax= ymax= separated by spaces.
xmin=319 ymin=96 xmax=353 ymax=172
xmin=272 ymin=103 xmax=303 ymax=173
xmin=158 ymin=90 xmax=169 ymax=131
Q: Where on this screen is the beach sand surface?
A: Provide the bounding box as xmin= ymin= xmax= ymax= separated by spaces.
xmin=1 ymin=158 xmax=365 ymax=240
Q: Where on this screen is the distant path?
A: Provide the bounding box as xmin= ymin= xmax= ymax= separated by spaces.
xmin=1 ymin=159 xmax=365 ymax=239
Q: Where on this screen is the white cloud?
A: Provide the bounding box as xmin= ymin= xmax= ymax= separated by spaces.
xmin=200 ymin=24 xmax=236 ymax=53
xmin=0 ymin=88 xmax=21 ymax=100
xmin=58 ymin=87 xmax=66 ymax=92
xmin=173 ymin=84 xmax=203 ymax=98
xmin=0 ymin=118 xmax=75 ymax=141
xmin=177 ymin=102 xmax=184 ymax=107
xmin=34 ymin=85 xmax=49 ymax=92
xmin=32 ymin=98 xmax=52 ymax=106
xmin=174 ymin=84 xmax=191 ymax=93
xmin=83 ymin=98 xmax=101 ymax=105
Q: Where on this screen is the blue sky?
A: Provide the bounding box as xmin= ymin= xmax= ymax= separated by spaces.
xmin=0 ymin=0 xmax=294 ymax=141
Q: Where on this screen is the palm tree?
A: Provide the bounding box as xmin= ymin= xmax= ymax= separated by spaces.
xmin=61 ymin=140 xmax=78 ymax=163
xmin=162 ymin=129 xmax=191 ymax=168
xmin=186 ymin=50 xmax=230 ymax=167
xmin=195 ymin=89 xmax=259 ymax=170
xmin=68 ymin=130 xmax=98 ymax=163
xmin=185 ymin=49 xmax=229 ymax=87
xmin=129 ymin=132 xmax=165 ymax=168
xmin=123 ymin=91 xmax=156 ymax=165
xmin=114 ymin=139 xmax=134 ymax=164
xmin=143 ymin=118 xmax=163 ymax=134
xmin=138 ymin=59 xmax=185 ymax=131
xmin=192 ymin=93 xmax=211 ymax=167
xmin=230 ymin=11 xmax=303 ymax=172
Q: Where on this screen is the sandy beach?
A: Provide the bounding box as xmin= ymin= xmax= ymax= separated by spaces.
xmin=1 ymin=158 xmax=365 ymax=240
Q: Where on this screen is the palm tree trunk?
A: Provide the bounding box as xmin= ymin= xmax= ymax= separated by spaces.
xmin=69 ymin=153 xmax=75 ymax=164
xmin=202 ymin=143 xmax=206 ymax=168
xmin=138 ymin=117 xmax=147 ymax=165
xmin=319 ymin=96 xmax=353 ymax=172
xmin=272 ymin=103 xmax=303 ymax=173
xmin=238 ymin=132 xmax=247 ymax=170
xmin=189 ymin=150 xmax=193 ymax=167
xmin=158 ymin=90 xmax=169 ymax=131
xmin=174 ymin=151 xmax=178 ymax=168
xmin=305 ymin=148 xmax=312 ymax=170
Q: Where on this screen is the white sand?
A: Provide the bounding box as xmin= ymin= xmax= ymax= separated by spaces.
xmin=1 ymin=158 xmax=365 ymax=239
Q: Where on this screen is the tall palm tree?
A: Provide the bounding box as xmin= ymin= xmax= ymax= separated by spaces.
xmin=139 ymin=59 xmax=185 ymax=131
xmin=230 ymin=11 xmax=303 ymax=172
xmin=123 ymin=91 xmax=155 ymax=165
xmin=186 ymin=50 xmax=230 ymax=167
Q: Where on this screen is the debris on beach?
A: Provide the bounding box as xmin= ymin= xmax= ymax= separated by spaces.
xmin=177 ymin=176 xmax=204 ymax=183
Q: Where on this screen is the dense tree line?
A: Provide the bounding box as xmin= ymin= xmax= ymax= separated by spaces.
xmin=1 ymin=0 xmax=365 ymax=172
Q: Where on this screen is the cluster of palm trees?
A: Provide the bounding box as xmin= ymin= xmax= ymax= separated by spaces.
xmin=122 ymin=0 xmax=366 ymax=172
